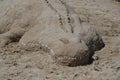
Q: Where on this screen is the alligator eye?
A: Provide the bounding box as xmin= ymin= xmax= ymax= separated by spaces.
xmin=59 ymin=38 xmax=69 ymax=44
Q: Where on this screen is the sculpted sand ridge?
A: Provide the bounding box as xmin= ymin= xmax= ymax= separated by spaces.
xmin=0 ymin=0 xmax=105 ymax=66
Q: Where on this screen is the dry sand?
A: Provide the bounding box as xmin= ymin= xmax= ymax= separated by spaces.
xmin=0 ymin=0 xmax=120 ymax=80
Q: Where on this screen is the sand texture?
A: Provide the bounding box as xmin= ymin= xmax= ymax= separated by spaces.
xmin=0 ymin=0 xmax=120 ymax=80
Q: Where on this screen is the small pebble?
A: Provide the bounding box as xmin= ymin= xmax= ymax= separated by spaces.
xmin=94 ymin=65 xmax=102 ymax=71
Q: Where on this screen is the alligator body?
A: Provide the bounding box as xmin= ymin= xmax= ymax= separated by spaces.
xmin=0 ymin=0 xmax=105 ymax=66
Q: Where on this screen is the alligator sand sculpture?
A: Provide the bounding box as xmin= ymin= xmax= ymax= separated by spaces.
xmin=0 ymin=0 xmax=105 ymax=66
